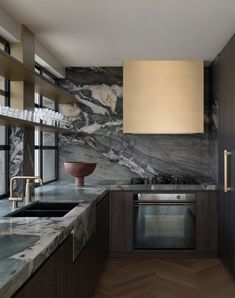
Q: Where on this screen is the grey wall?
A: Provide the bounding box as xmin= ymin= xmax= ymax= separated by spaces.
xmin=58 ymin=67 xmax=218 ymax=184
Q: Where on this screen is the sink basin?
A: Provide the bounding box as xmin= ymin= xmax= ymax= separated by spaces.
xmin=25 ymin=202 xmax=79 ymax=211
xmin=64 ymin=161 xmax=96 ymax=186
xmin=5 ymin=202 xmax=79 ymax=218
xmin=7 ymin=210 xmax=70 ymax=217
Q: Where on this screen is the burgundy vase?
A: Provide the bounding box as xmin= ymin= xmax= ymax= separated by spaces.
xmin=64 ymin=162 xmax=96 ymax=186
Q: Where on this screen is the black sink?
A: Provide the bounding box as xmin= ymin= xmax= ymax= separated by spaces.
xmin=5 ymin=202 xmax=79 ymax=218
xmin=25 ymin=202 xmax=79 ymax=211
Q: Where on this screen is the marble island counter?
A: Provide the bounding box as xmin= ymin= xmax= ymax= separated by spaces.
xmin=0 ymin=183 xmax=107 ymax=298
xmin=0 ymin=180 xmax=217 ymax=297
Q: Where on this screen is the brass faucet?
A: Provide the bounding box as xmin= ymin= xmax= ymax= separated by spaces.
xmin=9 ymin=176 xmax=43 ymax=208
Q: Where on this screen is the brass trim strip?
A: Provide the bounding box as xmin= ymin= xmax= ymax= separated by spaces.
xmin=224 ymin=149 xmax=231 ymax=193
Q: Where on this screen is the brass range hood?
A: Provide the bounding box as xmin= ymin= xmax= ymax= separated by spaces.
xmin=123 ymin=60 xmax=204 ymax=134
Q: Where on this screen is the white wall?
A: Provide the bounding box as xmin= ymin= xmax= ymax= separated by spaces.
xmin=0 ymin=7 xmax=65 ymax=78
xmin=0 ymin=7 xmax=20 ymax=42
xmin=35 ymin=41 xmax=65 ymax=78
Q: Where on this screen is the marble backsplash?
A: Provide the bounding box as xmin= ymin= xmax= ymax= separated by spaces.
xmin=58 ymin=67 xmax=218 ymax=185
xmin=9 ymin=127 xmax=24 ymax=195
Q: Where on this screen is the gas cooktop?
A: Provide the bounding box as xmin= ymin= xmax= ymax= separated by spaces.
xmin=131 ymin=175 xmax=200 ymax=185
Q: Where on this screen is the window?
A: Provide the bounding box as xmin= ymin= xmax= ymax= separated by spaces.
xmin=34 ymin=65 xmax=58 ymax=184
xmin=35 ymin=63 xmax=57 ymax=84
xmin=0 ymin=36 xmax=9 ymax=52
xmin=0 ymin=37 xmax=10 ymax=198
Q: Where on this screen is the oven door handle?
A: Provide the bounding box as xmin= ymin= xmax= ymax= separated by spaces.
xmin=134 ymin=202 xmax=196 ymax=206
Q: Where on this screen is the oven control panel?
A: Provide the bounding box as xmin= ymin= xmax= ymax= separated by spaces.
xmin=135 ymin=193 xmax=196 ymax=202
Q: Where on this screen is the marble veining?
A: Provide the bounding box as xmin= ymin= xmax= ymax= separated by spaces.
xmin=0 ymin=235 xmax=40 ymax=261
xmin=9 ymin=127 xmax=34 ymax=196
xmin=58 ymin=67 xmax=218 ymax=185
xmin=9 ymin=127 xmax=24 ymax=195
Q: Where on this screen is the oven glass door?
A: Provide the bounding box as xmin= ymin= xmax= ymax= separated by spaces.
xmin=134 ymin=203 xmax=196 ymax=249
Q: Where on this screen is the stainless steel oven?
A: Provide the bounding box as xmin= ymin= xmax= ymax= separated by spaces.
xmin=133 ymin=193 xmax=196 ymax=250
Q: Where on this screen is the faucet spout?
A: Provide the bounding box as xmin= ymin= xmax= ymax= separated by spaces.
xmin=25 ymin=176 xmax=43 ymax=204
xmin=9 ymin=176 xmax=43 ymax=208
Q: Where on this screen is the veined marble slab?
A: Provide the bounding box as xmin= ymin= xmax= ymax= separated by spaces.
xmin=58 ymin=67 xmax=218 ymax=184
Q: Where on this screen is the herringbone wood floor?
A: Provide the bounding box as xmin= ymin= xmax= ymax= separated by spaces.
xmin=93 ymin=258 xmax=235 ymax=298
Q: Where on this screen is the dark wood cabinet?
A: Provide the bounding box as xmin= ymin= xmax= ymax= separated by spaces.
xmin=217 ymin=34 xmax=235 ymax=272
xmin=13 ymin=193 xmax=111 ymax=298
xmin=13 ymin=234 xmax=98 ymax=298
xmin=73 ymin=233 xmax=97 ymax=298
xmin=110 ymin=192 xmax=133 ymax=252
xmin=196 ymin=191 xmax=218 ymax=253
xmin=96 ymin=193 xmax=110 ymax=277
xmin=14 ymin=235 xmax=73 ymax=298
xmin=73 ymin=194 xmax=110 ymax=297
xmin=12 ymin=187 xmax=221 ymax=296
xmin=14 ymin=234 xmax=97 ymax=298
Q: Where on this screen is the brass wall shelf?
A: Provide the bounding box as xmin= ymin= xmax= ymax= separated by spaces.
xmin=0 ymin=114 xmax=76 ymax=134
xmin=0 ymin=49 xmax=76 ymax=104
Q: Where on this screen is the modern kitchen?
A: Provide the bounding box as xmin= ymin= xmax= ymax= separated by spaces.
xmin=0 ymin=1 xmax=234 ymax=297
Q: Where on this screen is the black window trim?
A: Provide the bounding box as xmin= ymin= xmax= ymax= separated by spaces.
xmin=35 ymin=63 xmax=58 ymax=84
xmin=34 ymin=63 xmax=59 ymax=184
xmin=0 ymin=36 xmax=10 ymax=199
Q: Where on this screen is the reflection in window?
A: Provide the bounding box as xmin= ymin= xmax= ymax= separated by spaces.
xmin=43 ymin=97 xmax=55 ymax=110
xmin=43 ymin=150 xmax=56 ymax=182
xmin=0 ymin=151 xmax=6 ymax=195
xmin=0 ymin=76 xmax=5 ymax=90
xmin=43 ymin=132 xmax=55 ymax=146
xmin=0 ymin=125 xmax=6 ymax=145
xmin=34 ymin=149 xmax=40 ymax=177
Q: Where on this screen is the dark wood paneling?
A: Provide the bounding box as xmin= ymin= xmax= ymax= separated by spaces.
xmin=217 ymin=34 xmax=235 ymax=273
xmin=110 ymin=192 xmax=133 ymax=252
xmin=13 ymin=193 xmax=111 ymax=298
xmin=14 ymin=235 xmax=73 ymax=298
xmin=96 ymin=193 xmax=110 ymax=279
xmin=196 ymin=191 xmax=218 ymax=252
xmin=72 ymin=192 xmax=111 ymax=297
xmin=73 ymin=233 xmax=97 ymax=298
xmin=55 ymin=234 xmax=74 ymax=298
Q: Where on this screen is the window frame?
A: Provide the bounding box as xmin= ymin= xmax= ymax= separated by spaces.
xmin=34 ymin=64 xmax=59 ymax=184
xmin=0 ymin=36 xmax=10 ymax=199
xmin=35 ymin=63 xmax=57 ymax=83
xmin=0 ymin=36 xmax=10 ymax=52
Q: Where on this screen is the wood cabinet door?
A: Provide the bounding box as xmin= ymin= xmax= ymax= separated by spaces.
xmin=110 ymin=192 xmax=133 ymax=252
xmin=218 ymin=35 xmax=235 ymax=271
xmin=96 ymin=193 xmax=110 ymax=278
xmin=73 ymin=233 xmax=96 ymax=298
xmin=196 ymin=191 xmax=218 ymax=252
xmin=14 ymin=235 xmax=73 ymax=298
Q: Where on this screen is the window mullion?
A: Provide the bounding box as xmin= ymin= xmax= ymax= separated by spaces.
xmin=34 ymin=64 xmax=58 ymax=184
xmin=0 ymin=36 xmax=10 ymax=198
